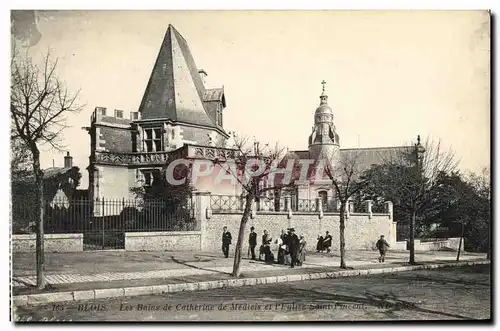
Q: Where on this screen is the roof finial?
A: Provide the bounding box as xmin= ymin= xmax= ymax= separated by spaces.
xmin=319 ymin=80 xmax=328 ymax=104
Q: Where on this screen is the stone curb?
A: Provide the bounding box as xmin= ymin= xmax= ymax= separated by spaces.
xmin=13 ymin=260 xmax=490 ymax=307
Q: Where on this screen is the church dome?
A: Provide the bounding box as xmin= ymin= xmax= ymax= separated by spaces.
xmin=315 ymin=103 xmax=333 ymax=115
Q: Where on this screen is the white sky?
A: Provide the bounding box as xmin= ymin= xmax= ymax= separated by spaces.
xmin=12 ymin=10 xmax=490 ymax=188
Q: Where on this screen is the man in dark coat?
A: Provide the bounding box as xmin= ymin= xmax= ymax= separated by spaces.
xmin=323 ymin=231 xmax=332 ymax=253
xmin=376 ymin=235 xmax=390 ymax=262
xmin=260 ymin=230 xmax=273 ymax=262
xmin=221 ymin=226 xmax=232 ymax=258
xmin=316 ymin=235 xmax=324 ymax=252
xmin=248 ymin=226 xmax=257 ymax=260
xmin=286 ymin=228 xmax=300 ymax=268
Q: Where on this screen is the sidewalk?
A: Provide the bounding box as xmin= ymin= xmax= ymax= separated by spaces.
xmin=12 ymin=250 xmax=486 ymax=292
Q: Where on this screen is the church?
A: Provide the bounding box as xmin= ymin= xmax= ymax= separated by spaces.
xmin=86 ymin=24 xmax=403 ymax=211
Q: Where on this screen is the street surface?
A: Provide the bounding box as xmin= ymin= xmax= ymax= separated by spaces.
xmin=14 ymin=264 xmax=490 ymax=322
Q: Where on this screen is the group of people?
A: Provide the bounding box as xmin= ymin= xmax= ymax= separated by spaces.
xmin=222 ymin=226 xmax=391 ymax=264
xmin=253 ymin=227 xmax=307 ymax=268
xmin=316 ymin=231 xmax=333 ymax=253
xmin=221 ymin=226 xmax=307 ymax=268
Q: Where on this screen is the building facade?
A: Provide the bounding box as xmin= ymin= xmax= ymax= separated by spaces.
xmin=86 ymin=24 xmax=403 ymax=211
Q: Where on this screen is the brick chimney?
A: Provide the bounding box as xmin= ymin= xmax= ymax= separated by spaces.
xmin=64 ymin=151 xmax=73 ymax=168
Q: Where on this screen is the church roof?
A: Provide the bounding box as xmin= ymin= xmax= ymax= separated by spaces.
xmin=288 ymin=146 xmax=407 ymax=177
xmin=138 ymin=25 xmax=224 ymax=129
xmin=340 ymin=146 xmax=407 ymax=174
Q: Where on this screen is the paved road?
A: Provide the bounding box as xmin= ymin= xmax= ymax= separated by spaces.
xmin=13 ymin=265 xmax=491 ymax=322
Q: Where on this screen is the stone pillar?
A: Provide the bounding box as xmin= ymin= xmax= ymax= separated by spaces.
xmin=285 ymin=196 xmax=292 ymax=212
xmin=364 ymin=200 xmax=373 ymax=219
xmin=384 ymin=201 xmax=394 ymax=220
xmin=285 ymin=196 xmax=293 ymax=220
xmin=193 ymin=191 xmax=211 ymax=251
xmin=316 ymin=198 xmax=323 ymax=219
xmin=251 ymin=199 xmax=256 ymax=219
xmin=348 ymin=200 xmax=355 ymax=213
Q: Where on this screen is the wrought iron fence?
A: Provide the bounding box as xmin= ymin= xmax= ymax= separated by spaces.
xmin=210 ymin=195 xmax=244 ymax=212
xmin=256 ymin=197 xmax=285 ymax=212
xmin=296 ymin=199 xmax=318 ymax=212
xmin=11 ymin=196 xmax=196 ymax=250
xmin=210 ymin=195 xmax=345 ymax=213
xmin=372 ymin=202 xmax=387 ymax=213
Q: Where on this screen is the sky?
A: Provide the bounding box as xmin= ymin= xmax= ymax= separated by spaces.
xmin=11 ymin=10 xmax=490 ymax=188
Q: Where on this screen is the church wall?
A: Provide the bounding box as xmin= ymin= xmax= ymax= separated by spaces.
xmin=203 ymin=212 xmax=393 ymax=252
xmin=191 ymin=167 xmax=243 ymax=196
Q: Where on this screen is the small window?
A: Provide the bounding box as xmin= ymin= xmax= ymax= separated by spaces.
xmin=144 ymin=172 xmax=152 ymax=186
xmin=114 ymin=109 xmax=123 ymax=118
xmin=96 ymin=107 xmax=107 ymax=116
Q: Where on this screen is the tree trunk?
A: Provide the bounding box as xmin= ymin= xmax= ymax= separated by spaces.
xmin=339 ymin=201 xmax=347 ymax=269
xmin=231 ymin=193 xmax=254 ymax=277
xmin=32 ymin=147 xmax=46 ymax=289
xmin=409 ymin=210 xmax=416 ymax=265
xmin=456 ymin=222 xmax=464 ymax=262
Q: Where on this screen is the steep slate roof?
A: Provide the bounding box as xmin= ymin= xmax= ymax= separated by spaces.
xmin=138 ymin=25 xmax=223 ymax=129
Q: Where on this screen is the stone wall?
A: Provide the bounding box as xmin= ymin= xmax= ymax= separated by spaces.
xmin=12 ymin=234 xmax=83 ymax=253
xmin=393 ymin=238 xmax=465 ymax=252
xmin=125 ymin=231 xmax=202 ymax=251
xmin=203 ymin=211 xmax=394 ymax=253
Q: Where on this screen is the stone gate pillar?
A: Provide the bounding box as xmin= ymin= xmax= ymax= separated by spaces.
xmin=193 ymin=191 xmax=211 ymax=251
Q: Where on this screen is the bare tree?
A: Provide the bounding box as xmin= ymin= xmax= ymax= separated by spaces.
xmin=323 ymin=151 xmax=369 ymax=269
xmin=10 ymin=50 xmax=83 ymax=289
xmin=212 ymin=134 xmax=298 ymax=277
xmin=363 ymin=136 xmax=457 ymax=265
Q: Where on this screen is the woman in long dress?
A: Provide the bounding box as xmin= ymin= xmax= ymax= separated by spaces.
xmin=297 ymin=235 xmax=307 ymax=266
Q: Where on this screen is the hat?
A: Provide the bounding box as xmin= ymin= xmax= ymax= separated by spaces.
xmin=288 ymin=228 xmax=295 ymax=232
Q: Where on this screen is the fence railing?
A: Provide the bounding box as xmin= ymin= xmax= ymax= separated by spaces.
xmin=12 ymin=197 xmax=197 ymax=250
xmin=209 ymin=195 xmax=381 ymax=213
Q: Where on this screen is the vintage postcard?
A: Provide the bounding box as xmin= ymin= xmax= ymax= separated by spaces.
xmin=10 ymin=10 xmax=491 ymax=322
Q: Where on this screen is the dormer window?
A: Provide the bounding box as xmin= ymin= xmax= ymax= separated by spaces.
xmin=143 ymin=128 xmax=163 ymax=152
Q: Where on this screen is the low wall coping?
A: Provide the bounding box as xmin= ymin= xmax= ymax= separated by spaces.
xmin=12 ymin=233 xmax=83 ymax=240
xmin=125 ymin=231 xmax=201 ymax=238
xmin=212 ymin=211 xmax=246 ymax=215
